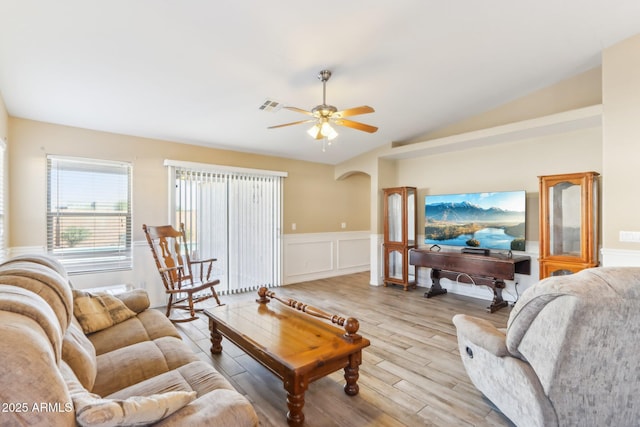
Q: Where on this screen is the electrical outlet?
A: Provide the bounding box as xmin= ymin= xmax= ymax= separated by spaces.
xmin=619 ymin=231 xmax=640 ymax=242
xmin=291 ymin=223 xmax=296 ymax=231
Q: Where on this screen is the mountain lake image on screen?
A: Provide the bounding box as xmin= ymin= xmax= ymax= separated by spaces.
xmin=424 ymin=190 xmax=526 ymax=251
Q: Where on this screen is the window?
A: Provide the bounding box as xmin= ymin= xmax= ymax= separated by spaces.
xmin=47 ymin=156 xmax=132 ymax=273
xmin=166 ymin=160 xmax=285 ymax=294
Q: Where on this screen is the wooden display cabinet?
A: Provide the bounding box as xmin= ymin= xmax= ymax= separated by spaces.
xmin=538 ymin=171 xmax=600 ymax=279
xmin=383 ymin=186 xmax=417 ymax=290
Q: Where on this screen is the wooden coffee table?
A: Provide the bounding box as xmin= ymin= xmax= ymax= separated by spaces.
xmin=204 ymin=287 xmax=370 ymax=426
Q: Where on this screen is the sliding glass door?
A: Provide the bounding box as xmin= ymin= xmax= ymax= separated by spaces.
xmin=168 ymin=161 xmax=284 ymax=294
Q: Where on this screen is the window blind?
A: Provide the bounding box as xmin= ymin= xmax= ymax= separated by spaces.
xmin=47 ymin=156 xmax=132 ymax=273
xmin=169 ymin=162 xmax=284 ymax=294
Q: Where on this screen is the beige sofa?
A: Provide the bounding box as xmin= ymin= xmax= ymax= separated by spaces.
xmin=0 ymin=254 xmax=258 ymax=427
xmin=453 ymin=267 xmax=640 ymax=427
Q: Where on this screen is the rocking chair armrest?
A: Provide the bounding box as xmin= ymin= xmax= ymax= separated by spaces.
xmin=159 ymin=266 xmax=183 ymax=274
xmin=190 ymin=258 xmax=217 ymax=265
xmin=190 ymin=258 xmax=217 ymax=282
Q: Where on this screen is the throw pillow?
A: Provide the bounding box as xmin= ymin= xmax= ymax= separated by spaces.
xmin=72 ymin=290 xmax=137 ymax=334
xmin=61 ymin=360 xmax=196 ymax=427
xmin=75 ymin=391 xmax=197 ymax=427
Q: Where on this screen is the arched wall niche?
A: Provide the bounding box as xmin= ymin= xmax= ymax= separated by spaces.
xmin=335 ymin=169 xmax=370 ymax=181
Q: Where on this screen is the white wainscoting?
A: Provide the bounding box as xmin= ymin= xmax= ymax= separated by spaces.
xmin=283 ymin=231 xmax=370 ymax=285
xmin=10 ymin=234 xmax=371 ymax=308
xmin=601 ymin=248 xmax=640 ymax=266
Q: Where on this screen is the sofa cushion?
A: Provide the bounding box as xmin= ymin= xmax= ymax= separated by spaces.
xmin=0 ymin=261 xmax=74 ymax=331
xmin=154 ymin=389 xmax=259 ymax=427
xmin=61 ymin=361 xmax=196 ymax=427
xmin=107 ymin=369 xmax=195 ymax=399
xmin=88 ymin=309 xmax=181 ymax=356
xmin=104 ymin=363 xmax=258 ymax=427
xmin=115 ymin=289 xmax=150 ymax=314
xmin=106 ymin=361 xmax=235 ymax=400
xmin=0 ymin=284 xmax=63 ymax=361
xmin=0 ymin=311 xmax=75 ymax=427
xmin=63 ymin=318 xmax=98 ymax=390
xmin=93 ymin=337 xmax=200 ymax=397
xmin=72 ymin=290 xmax=137 ymax=334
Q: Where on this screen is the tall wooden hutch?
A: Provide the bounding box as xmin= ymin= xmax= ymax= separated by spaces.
xmin=538 ymin=171 xmax=600 ymax=279
xmin=383 ymin=186 xmax=417 ymax=290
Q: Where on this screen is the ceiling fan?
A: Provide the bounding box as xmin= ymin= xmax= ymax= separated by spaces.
xmin=268 ymin=70 xmax=378 ymax=141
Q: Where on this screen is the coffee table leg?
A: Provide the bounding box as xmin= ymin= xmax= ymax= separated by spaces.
xmin=284 ymin=373 xmax=307 ymax=426
xmin=344 ymin=351 xmax=362 ymax=396
xmin=209 ymin=317 xmax=223 ymax=354
xmin=286 ymin=392 xmax=305 ymax=426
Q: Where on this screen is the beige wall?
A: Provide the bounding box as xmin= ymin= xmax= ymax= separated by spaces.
xmin=396 ymin=128 xmax=603 ymax=244
xmin=602 ymin=33 xmax=640 ymax=251
xmin=342 ymin=65 xmax=605 ymax=240
xmin=7 ymin=118 xmax=370 ymax=250
xmin=406 ymin=66 xmax=602 ymax=143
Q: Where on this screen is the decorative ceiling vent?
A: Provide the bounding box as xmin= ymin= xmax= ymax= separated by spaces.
xmin=259 ymin=99 xmax=282 ymax=112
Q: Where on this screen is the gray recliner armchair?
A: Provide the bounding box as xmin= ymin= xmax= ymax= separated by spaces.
xmin=453 ymin=267 xmax=640 ymax=427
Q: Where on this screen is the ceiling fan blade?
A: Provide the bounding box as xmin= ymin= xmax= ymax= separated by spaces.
xmin=268 ymin=119 xmax=315 ymax=129
xmin=283 ymin=106 xmax=314 ymax=116
xmin=334 ymin=118 xmax=378 ymax=133
xmin=334 ymin=105 xmax=375 ymax=118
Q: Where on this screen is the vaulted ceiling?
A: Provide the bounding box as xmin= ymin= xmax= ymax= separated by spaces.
xmin=2 ymin=1 xmax=640 ymax=164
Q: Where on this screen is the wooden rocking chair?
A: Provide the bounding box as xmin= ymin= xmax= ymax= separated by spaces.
xmin=143 ymin=223 xmax=223 ymax=322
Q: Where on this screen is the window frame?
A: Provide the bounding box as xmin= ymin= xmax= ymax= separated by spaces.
xmin=46 ymin=155 xmax=132 ymax=274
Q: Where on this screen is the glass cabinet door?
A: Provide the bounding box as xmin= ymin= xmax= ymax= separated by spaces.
xmin=548 ymin=181 xmax=582 ymax=257
xmin=387 ymin=192 xmax=403 ymax=243
xmin=407 ymin=188 xmax=416 ymax=245
xmin=538 ymin=172 xmax=599 ymax=280
xmin=383 ymin=186 xmax=418 ymax=290
xmin=387 ymin=249 xmax=403 ymax=280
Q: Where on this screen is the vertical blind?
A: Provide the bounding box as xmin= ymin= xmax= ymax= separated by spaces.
xmin=168 ymin=161 xmax=285 ymax=294
xmin=47 ymin=156 xmax=132 ymax=273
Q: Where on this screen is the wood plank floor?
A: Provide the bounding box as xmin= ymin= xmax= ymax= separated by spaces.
xmin=173 ymin=272 xmax=515 ymax=427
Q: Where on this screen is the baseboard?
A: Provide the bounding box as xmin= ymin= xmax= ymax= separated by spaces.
xmin=601 ymin=248 xmax=640 ymax=266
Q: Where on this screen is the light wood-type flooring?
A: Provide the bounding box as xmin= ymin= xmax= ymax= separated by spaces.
xmin=173 ymin=272 xmax=515 ymax=427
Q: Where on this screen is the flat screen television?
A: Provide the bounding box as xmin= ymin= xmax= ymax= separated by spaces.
xmin=424 ymin=190 xmax=526 ymax=251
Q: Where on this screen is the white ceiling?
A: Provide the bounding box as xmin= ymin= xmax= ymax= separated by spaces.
xmin=1 ymin=1 xmax=640 ymax=165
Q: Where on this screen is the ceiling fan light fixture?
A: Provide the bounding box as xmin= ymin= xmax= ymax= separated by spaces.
xmin=307 ymin=124 xmax=321 ymax=139
xmin=307 ymin=122 xmax=338 ymax=141
xmin=321 ymin=122 xmax=338 ymax=140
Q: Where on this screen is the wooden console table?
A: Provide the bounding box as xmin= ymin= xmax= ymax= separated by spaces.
xmin=204 ymin=287 xmax=370 ymax=426
xmin=409 ymin=249 xmax=531 ymax=312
